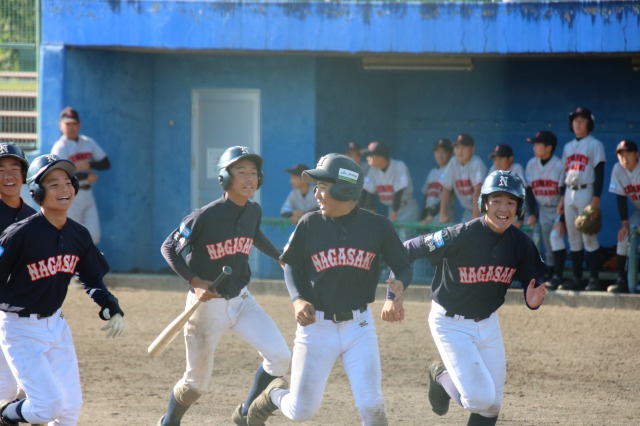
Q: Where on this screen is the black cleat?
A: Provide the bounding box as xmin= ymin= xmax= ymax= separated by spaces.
xmin=428 ymin=361 xmax=450 ymax=416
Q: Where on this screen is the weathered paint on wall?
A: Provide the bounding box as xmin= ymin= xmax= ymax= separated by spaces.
xmin=43 ymin=1 xmax=640 ymax=54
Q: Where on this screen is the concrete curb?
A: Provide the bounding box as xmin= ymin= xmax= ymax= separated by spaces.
xmin=104 ymin=273 xmax=640 ymax=310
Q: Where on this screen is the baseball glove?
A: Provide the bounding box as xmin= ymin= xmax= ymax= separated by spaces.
xmin=574 ymin=205 xmax=602 ymax=235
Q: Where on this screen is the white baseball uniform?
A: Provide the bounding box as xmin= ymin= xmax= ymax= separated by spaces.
xmin=51 ymin=135 xmax=107 ymax=244
xmin=524 ymin=156 xmax=566 ymax=263
xmin=363 ymin=158 xmax=419 ymax=222
xmin=609 ymin=162 xmax=640 ymax=255
xmin=561 ymin=135 xmax=606 ymax=252
xmin=422 ymin=165 xmax=455 ymax=222
xmin=441 ymin=155 xmax=487 ymax=221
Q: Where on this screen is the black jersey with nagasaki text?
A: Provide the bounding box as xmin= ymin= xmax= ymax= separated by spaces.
xmin=0 ymin=212 xmax=110 ymax=316
xmin=162 ymin=196 xmax=280 ymax=298
xmin=405 ymin=216 xmax=547 ymax=318
xmin=281 ymin=206 xmax=412 ymax=313
xmin=0 ymin=199 xmax=36 ymax=232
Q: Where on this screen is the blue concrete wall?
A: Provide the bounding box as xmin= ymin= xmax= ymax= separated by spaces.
xmin=39 ymin=50 xmax=316 ymax=272
xmin=38 ymin=1 xmax=640 ymax=273
xmin=42 ymin=1 xmax=640 ymax=54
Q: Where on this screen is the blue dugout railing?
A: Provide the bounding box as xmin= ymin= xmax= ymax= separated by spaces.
xmin=251 ymin=218 xmax=539 ymax=285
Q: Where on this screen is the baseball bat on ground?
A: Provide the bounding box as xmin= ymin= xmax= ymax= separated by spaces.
xmin=147 ymin=266 xmax=232 ymax=357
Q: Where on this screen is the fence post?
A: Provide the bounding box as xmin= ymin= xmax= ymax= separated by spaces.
xmin=629 ymin=226 xmax=637 ymax=294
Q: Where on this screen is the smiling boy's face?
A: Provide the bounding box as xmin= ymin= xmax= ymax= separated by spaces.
xmin=40 ymin=168 xmax=75 ymax=210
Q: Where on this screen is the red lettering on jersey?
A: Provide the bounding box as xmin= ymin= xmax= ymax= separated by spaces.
xmin=455 ymin=179 xmax=473 ymax=196
xmin=205 ymin=237 xmax=254 ymax=260
xmin=624 ymin=184 xmax=640 ymax=201
xmin=458 ymin=265 xmax=516 ymax=284
xmin=27 ymin=254 xmax=80 ymax=282
xmin=311 ymin=247 xmax=377 ymax=272
xmin=427 ymin=181 xmax=443 ymax=198
xmin=68 ymin=152 xmax=93 ymax=163
xmin=376 ymin=184 xmax=395 ymax=202
xmin=565 ymin=154 xmax=589 ymax=172
xmin=531 ymin=180 xmax=559 ymax=197
xmin=337 ymin=248 xmax=347 ymax=266
xmin=326 ymin=249 xmax=337 ymax=267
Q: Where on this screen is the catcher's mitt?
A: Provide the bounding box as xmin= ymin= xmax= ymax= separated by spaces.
xmin=574 ymin=205 xmax=602 ymax=235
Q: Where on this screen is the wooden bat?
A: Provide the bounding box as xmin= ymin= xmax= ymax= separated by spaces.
xmin=147 ymin=266 xmax=232 ymax=357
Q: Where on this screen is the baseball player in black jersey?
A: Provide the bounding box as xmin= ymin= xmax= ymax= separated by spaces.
xmin=157 ymin=146 xmax=290 ymax=426
xmin=0 ymin=154 xmax=124 ymax=426
xmin=0 ymin=143 xmax=36 ymax=404
xmin=247 ymin=153 xmax=412 ymax=426
xmin=402 ymin=170 xmax=547 ymax=426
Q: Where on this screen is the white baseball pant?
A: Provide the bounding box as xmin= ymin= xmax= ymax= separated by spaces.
xmin=429 ymin=302 xmax=505 ymax=418
xmin=617 ymin=210 xmax=640 ymax=256
xmin=0 ymin=310 xmax=82 ymax=425
xmin=176 ymin=288 xmax=290 ymax=393
xmin=272 ymin=307 xmax=388 ymax=425
xmin=564 ymin=186 xmax=599 ymax=252
xmin=0 ymin=348 xmax=18 ymax=400
xmin=68 ymin=189 xmax=101 ymax=244
xmin=539 ymin=206 xmax=565 ymax=264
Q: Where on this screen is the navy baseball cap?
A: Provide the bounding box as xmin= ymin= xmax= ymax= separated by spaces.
xmin=453 ymin=133 xmax=474 ymax=147
xmin=433 ymin=138 xmax=453 ymax=153
xmin=285 ymin=164 xmax=310 ymax=176
xmin=361 ymin=141 xmax=390 ymax=158
xmin=347 ymin=142 xmax=360 ymax=152
xmin=527 ymin=130 xmax=557 ymax=148
xmin=616 ymin=140 xmax=638 ymax=153
xmin=489 ymin=144 xmax=513 ymax=158
xmin=569 ymin=106 xmax=594 ymax=121
xmin=60 ymin=107 xmax=80 ymax=123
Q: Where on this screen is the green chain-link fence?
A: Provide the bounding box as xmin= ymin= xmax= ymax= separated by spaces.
xmin=0 ymin=0 xmax=38 ymax=150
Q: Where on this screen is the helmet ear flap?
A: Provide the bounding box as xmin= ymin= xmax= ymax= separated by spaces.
xmin=71 ymin=175 xmax=80 ymax=195
xmin=218 ymin=168 xmax=231 ymax=189
xmin=29 ymin=181 xmax=44 ymax=205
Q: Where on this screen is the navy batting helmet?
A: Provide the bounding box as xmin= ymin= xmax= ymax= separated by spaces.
xmin=569 ymin=107 xmax=595 ymax=133
xmin=303 ymin=153 xmax=363 ymax=202
xmin=478 ymin=170 xmax=526 ymax=218
xmin=0 ymin=142 xmax=28 ymax=183
xmin=217 ymin=146 xmax=264 ymax=190
xmin=27 ymin=154 xmax=79 ymax=204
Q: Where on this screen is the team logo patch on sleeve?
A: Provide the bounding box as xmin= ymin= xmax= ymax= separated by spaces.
xmin=338 ymin=168 xmax=359 ymax=184
xmin=433 ymin=231 xmax=445 ymax=248
xmin=179 ymin=223 xmax=191 ymax=238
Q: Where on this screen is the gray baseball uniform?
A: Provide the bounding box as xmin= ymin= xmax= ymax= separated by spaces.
xmin=524 ymin=156 xmax=566 ymax=264
xmin=609 ymin=162 xmax=640 ymax=255
xmin=562 ymin=134 xmax=606 ymax=252
xmin=441 ymin=155 xmax=487 ymax=221
xmin=363 ymin=158 xmax=419 ymax=222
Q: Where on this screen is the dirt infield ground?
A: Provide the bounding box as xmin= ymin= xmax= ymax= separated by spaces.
xmin=62 ymin=284 xmax=640 ymax=425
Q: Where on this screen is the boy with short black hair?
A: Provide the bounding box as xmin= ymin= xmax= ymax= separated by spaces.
xmin=280 ymin=163 xmax=318 ymax=225
xmin=0 ymin=154 xmax=124 ymax=425
xmin=157 ymin=146 xmax=290 ymax=426
xmin=421 ymin=138 xmax=454 ymax=225
xmin=439 ymin=133 xmax=488 ymax=223
xmin=524 ymin=131 xmax=567 ymax=289
xmin=607 ymin=139 xmax=640 ymax=293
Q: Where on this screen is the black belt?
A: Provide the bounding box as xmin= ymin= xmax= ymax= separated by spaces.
xmin=323 ymin=305 xmax=367 ymax=323
xmin=79 ymin=184 xmax=91 ymax=190
xmin=568 ymin=184 xmax=588 ymax=190
xmin=18 ymin=310 xmax=57 ymax=319
xmin=445 ymin=311 xmax=491 ymax=322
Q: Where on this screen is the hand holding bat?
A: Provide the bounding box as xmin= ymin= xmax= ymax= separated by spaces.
xmin=147 ymin=266 xmax=232 ymax=357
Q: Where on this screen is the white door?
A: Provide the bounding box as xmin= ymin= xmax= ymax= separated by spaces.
xmin=191 ymin=89 xmax=261 ymax=210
